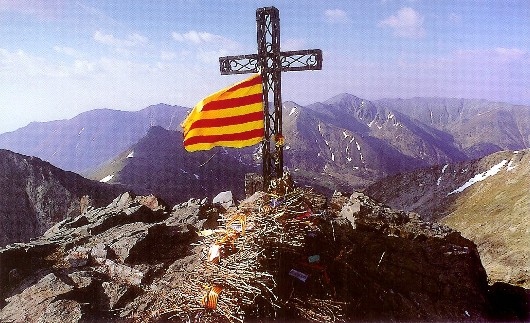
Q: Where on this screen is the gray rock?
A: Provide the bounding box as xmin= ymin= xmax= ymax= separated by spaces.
xmin=338 ymin=192 xmax=362 ymax=229
xmin=109 ymin=192 xmax=135 ymax=210
xmin=37 ymin=299 xmax=83 ymax=323
xmin=212 ymin=190 xmax=234 ymax=209
xmin=95 ymin=259 xmax=144 ymax=286
xmin=90 ymin=243 xmax=108 ymax=262
xmin=67 ymin=271 xmax=93 ymax=289
xmin=102 ymin=281 xmax=130 ymax=310
xmin=65 ymin=246 xmax=91 ymax=268
xmin=0 ymin=273 xmax=74 ymax=322
xmin=2 ymin=188 xmax=523 ymax=322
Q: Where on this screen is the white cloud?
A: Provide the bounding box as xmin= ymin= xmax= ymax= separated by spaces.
xmin=93 ymin=31 xmax=148 ymax=48
xmin=0 ymin=44 xmax=245 ymax=130
xmin=172 ymin=30 xmax=238 ymax=48
xmin=160 ymin=50 xmax=177 ymax=61
xmin=451 ymin=48 xmax=527 ymax=65
xmin=0 ymin=0 xmax=64 ymax=19
xmin=73 ymin=59 xmax=96 ymax=75
xmin=171 ymin=30 xmax=243 ymax=63
xmin=379 ymin=7 xmax=426 ymax=39
xmin=53 ymin=46 xmax=82 ymax=57
xmin=494 ymin=47 xmax=526 ymax=61
xmin=324 ymin=9 xmax=349 ymax=24
xmin=0 ymin=48 xmax=68 ymax=77
xmin=76 ymin=2 xmax=119 ymax=26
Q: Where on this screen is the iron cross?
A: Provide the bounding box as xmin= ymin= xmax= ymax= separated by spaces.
xmin=219 ymin=6 xmax=323 ymax=189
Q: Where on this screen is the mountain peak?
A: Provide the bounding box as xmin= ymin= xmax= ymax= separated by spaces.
xmin=323 ymin=93 xmax=364 ymax=105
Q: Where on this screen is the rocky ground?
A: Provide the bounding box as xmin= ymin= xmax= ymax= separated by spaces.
xmin=0 ymin=178 xmax=528 ymax=322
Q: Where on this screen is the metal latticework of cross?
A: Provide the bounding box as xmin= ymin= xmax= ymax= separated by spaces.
xmin=219 ymin=6 xmax=323 ymax=190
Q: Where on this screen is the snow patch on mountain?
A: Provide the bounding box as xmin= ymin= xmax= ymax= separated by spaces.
xmin=448 ymin=160 xmax=507 ymax=195
xmin=100 ymin=174 xmax=114 ymax=183
xmin=437 ymin=164 xmax=449 ymax=186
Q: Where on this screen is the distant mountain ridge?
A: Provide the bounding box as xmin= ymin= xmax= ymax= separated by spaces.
xmin=0 ymin=104 xmax=188 ymax=174
xmin=374 ymin=97 xmax=530 ymax=159
xmin=0 ymin=96 xmax=528 ymax=196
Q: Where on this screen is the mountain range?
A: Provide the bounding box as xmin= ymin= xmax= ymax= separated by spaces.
xmin=375 ymin=97 xmax=530 ymax=159
xmin=0 ymin=95 xmax=528 ymax=201
xmin=0 ymin=104 xmax=188 ymax=174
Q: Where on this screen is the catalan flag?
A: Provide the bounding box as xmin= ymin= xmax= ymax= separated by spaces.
xmin=181 ymin=74 xmax=264 ymax=152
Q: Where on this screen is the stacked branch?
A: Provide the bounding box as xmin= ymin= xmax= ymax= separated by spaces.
xmin=143 ymin=176 xmax=346 ymax=322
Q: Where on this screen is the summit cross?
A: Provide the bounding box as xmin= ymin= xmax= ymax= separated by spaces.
xmin=219 ymin=6 xmax=322 ymax=189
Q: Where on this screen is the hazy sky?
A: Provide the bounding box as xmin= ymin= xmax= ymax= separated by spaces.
xmin=0 ymin=0 xmax=529 ymax=134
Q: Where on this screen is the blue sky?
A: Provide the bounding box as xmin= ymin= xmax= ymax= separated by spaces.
xmin=0 ymin=0 xmax=529 ymax=133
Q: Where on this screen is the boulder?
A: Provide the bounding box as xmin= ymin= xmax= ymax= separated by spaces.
xmin=0 ymin=273 xmax=74 ymax=322
xmin=169 ymin=198 xmax=220 ymax=229
xmin=95 ymin=259 xmax=144 ymax=286
xmin=328 ymin=191 xmax=489 ymax=321
xmin=101 ymin=281 xmax=130 ymax=310
xmin=212 ymin=190 xmax=234 ymax=209
xmin=64 ymin=246 xmax=91 ymax=268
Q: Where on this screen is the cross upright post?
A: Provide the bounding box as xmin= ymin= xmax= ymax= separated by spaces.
xmin=219 ymin=6 xmax=322 ymax=190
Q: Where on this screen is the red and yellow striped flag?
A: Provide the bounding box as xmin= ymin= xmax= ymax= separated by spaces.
xmin=181 ymin=74 xmax=264 ymax=152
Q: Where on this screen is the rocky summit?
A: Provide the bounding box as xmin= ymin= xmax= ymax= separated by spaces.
xmin=0 ymin=180 xmax=527 ymax=322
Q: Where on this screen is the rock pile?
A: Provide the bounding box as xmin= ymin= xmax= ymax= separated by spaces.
xmin=0 ymin=181 xmax=526 ymax=322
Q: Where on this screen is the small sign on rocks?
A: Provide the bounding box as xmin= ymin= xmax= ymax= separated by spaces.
xmin=289 ymin=269 xmax=309 ymax=282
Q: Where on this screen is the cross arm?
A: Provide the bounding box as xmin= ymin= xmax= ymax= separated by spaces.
xmin=219 ymin=49 xmax=322 ymax=75
xmin=280 ymin=49 xmax=322 ymax=72
xmin=219 ymin=54 xmax=259 ymax=75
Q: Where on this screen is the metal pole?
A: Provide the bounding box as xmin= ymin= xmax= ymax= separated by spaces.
xmin=256 ymin=7 xmax=283 ymax=190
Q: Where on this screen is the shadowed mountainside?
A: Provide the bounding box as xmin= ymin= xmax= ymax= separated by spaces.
xmin=0 ymin=149 xmax=126 ymax=247
xmin=87 ymin=126 xmax=258 ymax=205
xmin=365 ymin=149 xmax=530 ymax=289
